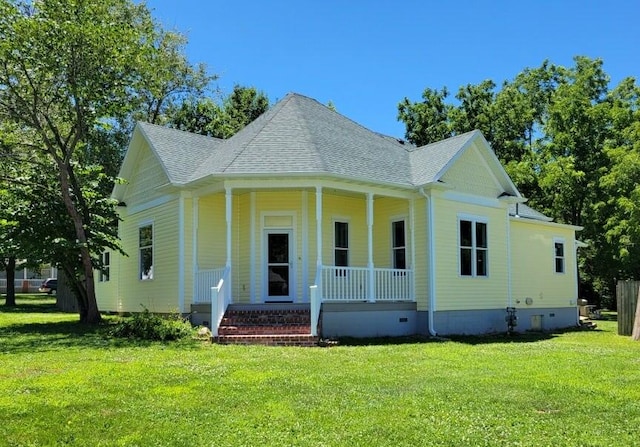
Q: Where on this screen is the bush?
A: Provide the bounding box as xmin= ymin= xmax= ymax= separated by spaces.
xmin=111 ymin=307 xmax=193 ymax=341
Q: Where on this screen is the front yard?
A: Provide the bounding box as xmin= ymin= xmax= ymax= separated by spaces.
xmin=1 ymin=295 xmax=639 ymax=446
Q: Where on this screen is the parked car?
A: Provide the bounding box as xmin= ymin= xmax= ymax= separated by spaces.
xmin=39 ymin=278 xmax=57 ymax=294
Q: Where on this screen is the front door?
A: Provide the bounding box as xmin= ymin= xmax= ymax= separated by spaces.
xmin=265 ymin=230 xmax=293 ymax=302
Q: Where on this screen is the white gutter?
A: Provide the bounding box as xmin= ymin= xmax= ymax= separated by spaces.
xmin=419 ymin=187 xmax=437 ymax=337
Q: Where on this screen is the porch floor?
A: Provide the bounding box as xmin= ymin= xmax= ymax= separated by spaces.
xmin=213 ymin=304 xmax=319 ymax=346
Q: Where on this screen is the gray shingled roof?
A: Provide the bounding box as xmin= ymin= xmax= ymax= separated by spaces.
xmin=137 ymin=122 xmax=224 ymax=185
xmin=508 ymin=203 xmax=553 ymax=222
xmin=190 ymin=93 xmax=413 ymax=185
xmin=135 ymin=93 xmax=515 ymax=192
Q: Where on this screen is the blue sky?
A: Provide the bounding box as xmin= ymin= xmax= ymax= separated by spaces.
xmin=148 ymin=0 xmax=639 ymax=138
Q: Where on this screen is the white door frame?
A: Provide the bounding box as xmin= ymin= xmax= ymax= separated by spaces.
xmin=262 ymin=228 xmax=296 ymax=303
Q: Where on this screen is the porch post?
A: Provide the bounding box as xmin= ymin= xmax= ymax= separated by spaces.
xmin=410 ymin=197 xmax=416 ymax=301
xmin=225 ymin=187 xmax=232 ymax=268
xmin=367 ymin=192 xmax=375 ymax=303
xmin=316 ymin=186 xmax=322 ymax=269
xmin=225 ymin=187 xmax=233 ymax=303
xmin=192 ymin=197 xmax=199 ymax=303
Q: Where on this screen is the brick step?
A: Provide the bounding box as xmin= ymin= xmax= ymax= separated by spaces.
xmin=222 ymin=312 xmax=311 ymax=327
xmin=218 ymin=324 xmax=311 ymax=336
xmin=215 ymin=334 xmax=319 ymax=347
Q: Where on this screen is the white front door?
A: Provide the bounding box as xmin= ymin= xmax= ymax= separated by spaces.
xmin=264 ymin=230 xmax=294 ymax=302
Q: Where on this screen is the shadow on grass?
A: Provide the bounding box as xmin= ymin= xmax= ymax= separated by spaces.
xmin=1 ymin=298 xmax=203 ymax=354
xmin=334 ymin=326 xmax=602 ymax=347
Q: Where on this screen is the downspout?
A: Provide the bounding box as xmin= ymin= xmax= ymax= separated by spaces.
xmin=419 ymin=187 xmax=437 ymax=337
xmin=506 ymin=207 xmax=512 ymax=308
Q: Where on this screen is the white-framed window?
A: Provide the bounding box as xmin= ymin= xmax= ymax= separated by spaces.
xmin=139 ymin=223 xmax=153 ymax=280
xmin=392 ymin=219 xmax=406 ymax=269
xmin=554 ymin=238 xmax=565 ymax=274
xmin=459 ymin=216 xmax=488 ymax=277
xmin=334 ymin=220 xmax=349 ymax=275
xmin=99 ymin=251 xmax=110 ymax=282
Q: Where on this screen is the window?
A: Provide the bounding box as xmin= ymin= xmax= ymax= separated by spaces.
xmin=139 ymin=224 xmax=153 ymax=280
xmin=459 ymin=218 xmax=488 ymax=277
xmin=392 ymin=220 xmax=406 ymax=269
xmin=334 ymin=221 xmax=348 ymax=274
xmin=99 ymin=252 xmax=110 ymax=282
xmin=554 ymin=239 xmax=565 ymax=274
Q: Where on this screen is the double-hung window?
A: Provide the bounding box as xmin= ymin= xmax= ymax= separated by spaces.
xmin=334 ymin=221 xmax=349 ymax=275
xmin=554 ymin=239 xmax=565 ymax=274
xmin=392 ymin=219 xmax=406 ymax=270
xmin=459 ymin=217 xmax=488 ymax=277
xmin=99 ymin=252 xmax=110 ymax=282
xmin=139 ymin=224 xmax=154 ymax=280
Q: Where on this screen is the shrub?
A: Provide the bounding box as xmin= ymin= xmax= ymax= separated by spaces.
xmin=111 ymin=307 xmax=193 ymax=341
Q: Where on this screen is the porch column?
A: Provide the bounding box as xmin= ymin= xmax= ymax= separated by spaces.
xmin=225 ymin=187 xmax=232 ymax=268
xmin=316 ymin=186 xmax=322 ymax=269
xmin=410 ymin=198 xmax=416 ymax=301
xmin=367 ymin=192 xmax=375 ymax=303
xmin=192 ymin=197 xmax=199 ymax=303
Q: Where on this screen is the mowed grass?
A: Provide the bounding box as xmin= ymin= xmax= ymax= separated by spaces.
xmin=1 ymin=296 xmax=639 ymax=447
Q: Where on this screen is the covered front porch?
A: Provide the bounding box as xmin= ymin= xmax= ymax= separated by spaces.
xmin=188 ymin=180 xmax=422 ymax=337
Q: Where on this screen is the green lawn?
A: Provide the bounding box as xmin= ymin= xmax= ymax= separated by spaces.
xmin=1 ymin=295 xmax=639 ymax=447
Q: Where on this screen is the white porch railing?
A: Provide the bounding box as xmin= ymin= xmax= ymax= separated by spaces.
xmin=194 ymin=268 xmax=226 ymax=303
xmin=211 ymin=267 xmax=231 ymax=337
xmin=319 ymin=266 xmax=414 ymax=302
xmin=320 ymin=266 xmax=369 ymax=301
xmin=374 ymin=268 xmax=414 ymax=301
xmin=309 ymin=266 xmax=323 ymax=337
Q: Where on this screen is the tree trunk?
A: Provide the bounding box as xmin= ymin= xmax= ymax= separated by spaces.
xmin=57 ymin=160 xmax=101 ymax=324
xmin=4 ymin=256 xmax=16 ymax=307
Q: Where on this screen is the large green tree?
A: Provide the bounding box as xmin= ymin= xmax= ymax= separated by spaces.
xmin=0 ymin=0 xmax=213 ymax=322
xmin=167 ymin=85 xmax=269 ymax=138
xmin=398 ymin=57 xmax=640 ymax=306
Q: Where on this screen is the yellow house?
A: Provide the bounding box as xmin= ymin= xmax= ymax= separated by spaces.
xmin=96 ymin=93 xmax=581 ymax=340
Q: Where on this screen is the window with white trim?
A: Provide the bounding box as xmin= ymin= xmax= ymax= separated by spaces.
xmin=334 ymin=221 xmax=349 ymax=274
xmin=392 ymin=219 xmax=406 ymax=269
xmin=554 ymin=239 xmax=565 ymax=274
xmin=459 ymin=218 xmax=488 ymax=277
xmin=99 ymin=251 xmax=110 ymax=282
xmin=139 ymin=224 xmax=153 ymax=280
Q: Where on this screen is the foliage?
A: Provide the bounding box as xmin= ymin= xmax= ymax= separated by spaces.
xmin=1 ymin=298 xmax=639 ymax=446
xmin=0 ymin=0 xmax=214 ymax=322
xmin=110 ymin=307 xmax=194 ymax=341
xmin=167 ymin=84 xmax=269 ymax=138
xmin=398 ymin=56 xmax=640 ymax=306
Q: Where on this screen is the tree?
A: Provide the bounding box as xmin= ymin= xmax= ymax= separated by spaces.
xmin=167 ymin=85 xmax=269 ymax=138
xmin=397 ymin=87 xmax=452 ymax=146
xmin=398 ymin=57 xmax=640 ymax=306
xmin=0 ymin=0 xmax=213 ymax=322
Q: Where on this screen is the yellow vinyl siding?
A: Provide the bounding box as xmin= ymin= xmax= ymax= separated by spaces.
xmin=123 ymin=143 xmax=170 ymax=207
xmin=373 ymin=197 xmax=410 ymax=268
xmin=441 ymin=146 xmax=502 ymax=198
xmin=95 ymin=249 xmax=119 ymax=311
xmin=510 ymin=219 xmax=576 ymax=308
xmin=234 ymin=193 xmax=251 ymax=303
xmin=112 ymin=199 xmax=180 ymax=313
xmin=197 ymin=194 xmax=226 ymax=269
xmin=182 ymin=198 xmax=194 ymax=307
xmin=432 ymin=193 xmax=509 ymax=311
xmin=413 ymin=197 xmax=429 ymax=311
xmin=323 ymin=194 xmax=367 ymax=267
